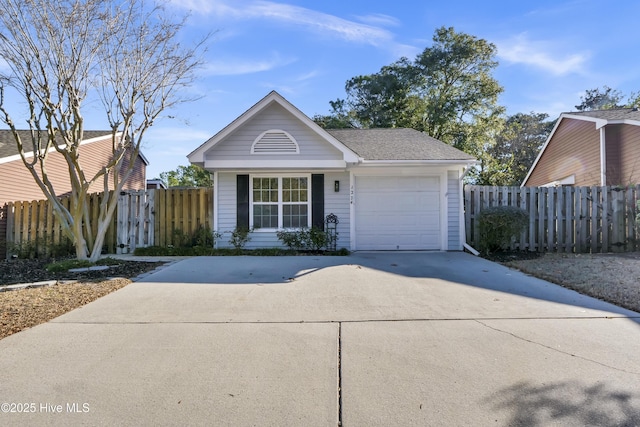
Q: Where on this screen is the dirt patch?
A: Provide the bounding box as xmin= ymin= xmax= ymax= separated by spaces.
xmin=0 ymin=258 xmax=166 ymax=340
xmin=503 ymin=252 xmax=640 ymax=314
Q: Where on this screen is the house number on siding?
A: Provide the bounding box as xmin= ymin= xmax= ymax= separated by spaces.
xmin=350 ymin=185 xmax=354 ymax=204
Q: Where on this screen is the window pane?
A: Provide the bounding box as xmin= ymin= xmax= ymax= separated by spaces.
xmin=300 ymin=189 xmax=307 ymax=202
xmin=283 ymin=178 xmax=290 ymax=189
xmin=254 ymin=205 xmax=278 ymax=228
xmin=283 ymin=204 xmax=308 ymax=228
xmin=283 ymin=190 xmax=290 ymax=203
xmin=253 ymin=190 xmax=261 ymax=202
xmin=299 ymin=178 xmax=307 ymax=190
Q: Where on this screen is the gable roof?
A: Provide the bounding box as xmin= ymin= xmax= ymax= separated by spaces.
xmin=326 ymin=128 xmax=475 ymax=161
xmin=522 ymin=108 xmax=640 ymax=186
xmin=189 ymin=91 xmax=476 ymax=166
xmin=188 ymin=91 xmax=359 ymax=164
xmin=566 ymin=108 xmax=640 ymax=122
xmin=0 ymin=129 xmax=149 ymax=165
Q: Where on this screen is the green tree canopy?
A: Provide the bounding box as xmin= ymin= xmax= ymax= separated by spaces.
xmin=315 ymin=26 xmax=505 ymax=183
xmin=159 ymin=164 xmax=212 ymax=187
xmin=480 ymin=112 xmax=555 ymax=185
xmin=575 ymin=86 xmax=625 ymax=111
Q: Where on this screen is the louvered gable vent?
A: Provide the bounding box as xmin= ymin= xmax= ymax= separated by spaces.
xmin=251 ymin=130 xmax=299 ymax=154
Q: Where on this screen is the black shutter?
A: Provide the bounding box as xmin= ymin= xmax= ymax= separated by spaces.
xmin=237 ymin=175 xmax=249 ymax=229
xmin=311 ymin=174 xmax=324 ymax=230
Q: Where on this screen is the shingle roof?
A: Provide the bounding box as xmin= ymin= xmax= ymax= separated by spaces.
xmin=0 ymin=130 xmax=112 ymax=159
xmin=326 ymin=128 xmax=476 ymax=161
xmin=566 ymin=108 xmax=640 ymax=121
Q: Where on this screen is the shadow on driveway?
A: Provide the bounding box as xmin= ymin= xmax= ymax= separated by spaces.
xmin=138 ymin=251 xmax=640 ymax=320
xmin=486 ymin=380 xmax=640 ymax=426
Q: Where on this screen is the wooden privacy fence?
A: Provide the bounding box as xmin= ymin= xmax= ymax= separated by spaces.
xmin=465 ymin=185 xmax=640 ymax=253
xmin=5 ymin=192 xmax=118 ymax=257
xmin=4 ymin=187 xmax=213 ymax=257
xmin=116 ymin=187 xmax=213 ymax=253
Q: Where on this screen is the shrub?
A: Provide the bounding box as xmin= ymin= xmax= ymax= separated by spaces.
xmin=306 ymin=227 xmax=331 ymax=252
xmin=171 ymin=225 xmax=220 ymax=248
xmin=276 ymin=227 xmax=336 ymax=252
xmin=228 ymin=227 xmax=253 ymax=250
xmin=477 ymin=206 xmax=529 ymax=253
xmin=7 ymin=238 xmax=75 ymax=259
xmin=276 ymin=229 xmax=305 ymax=251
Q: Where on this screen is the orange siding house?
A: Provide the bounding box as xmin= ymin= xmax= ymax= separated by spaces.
xmin=0 ymin=130 xmax=147 ymax=257
xmin=0 ymin=130 xmax=147 ymax=205
xmin=522 ymin=109 xmax=640 ymax=187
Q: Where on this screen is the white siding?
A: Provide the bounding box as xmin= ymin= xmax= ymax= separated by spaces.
xmin=215 ymin=171 xmax=349 ymax=250
xmin=324 ymin=171 xmax=350 ymax=250
xmin=216 ymin=172 xmax=237 ymax=248
xmin=205 ymin=103 xmax=343 ymax=162
xmin=447 ymin=170 xmax=461 ymax=250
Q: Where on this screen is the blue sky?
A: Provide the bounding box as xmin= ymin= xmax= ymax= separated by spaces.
xmin=8 ymin=0 xmax=640 ymax=179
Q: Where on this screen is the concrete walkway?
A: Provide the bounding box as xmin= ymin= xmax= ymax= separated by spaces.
xmin=1 ymin=252 xmax=639 ymax=426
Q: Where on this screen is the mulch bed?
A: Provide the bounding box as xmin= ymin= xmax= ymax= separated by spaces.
xmin=0 ymin=257 xmax=166 ymax=340
xmin=0 ymin=257 xmax=165 ymax=287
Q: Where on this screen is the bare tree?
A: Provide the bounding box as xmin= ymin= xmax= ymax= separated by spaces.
xmin=0 ymin=0 xmax=205 ymax=261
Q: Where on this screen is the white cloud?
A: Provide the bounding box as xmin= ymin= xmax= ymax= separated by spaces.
xmin=167 ymin=0 xmax=238 ymax=16
xmin=355 ymin=13 xmax=401 ymax=28
xmin=203 ymin=53 xmax=296 ymax=76
xmin=171 ymin=0 xmax=402 ymax=49
xmin=295 ymin=71 xmax=320 ymax=82
xmin=497 ymin=34 xmax=589 ymax=76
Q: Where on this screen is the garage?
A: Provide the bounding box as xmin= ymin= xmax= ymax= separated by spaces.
xmin=354 ymin=175 xmax=441 ymax=250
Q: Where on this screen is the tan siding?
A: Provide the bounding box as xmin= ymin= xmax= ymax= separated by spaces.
xmin=0 ymin=136 xmax=146 ymax=205
xmin=526 ymin=119 xmax=601 ymax=186
xmin=205 ymin=103 xmax=344 ymax=162
xmin=605 ymin=125 xmax=623 ymax=185
xmin=119 ymin=153 xmax=147 ymax=191
xmin=617 ymin=124 xmax=640 ymax=185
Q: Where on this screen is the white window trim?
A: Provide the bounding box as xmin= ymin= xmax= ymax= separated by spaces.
xmin=249 ymin=173 xmax=312 ymax=231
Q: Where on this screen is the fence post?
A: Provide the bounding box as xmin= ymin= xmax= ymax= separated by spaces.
xmin=116 ymin=191 xmax=129 ymax=254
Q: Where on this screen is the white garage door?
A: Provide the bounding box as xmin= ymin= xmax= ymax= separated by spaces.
xmin=355 ymin=176 xmax=441 ymax=250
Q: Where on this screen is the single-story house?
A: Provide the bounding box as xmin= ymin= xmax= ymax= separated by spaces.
xmin=188 ymin=91 xmax=476 ymax=251
xmin=522 ymin=108 xmax=640 ymax=187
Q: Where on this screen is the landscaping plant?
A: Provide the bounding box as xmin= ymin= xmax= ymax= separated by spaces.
xmin=477 ymin=206 xmax=529 ymax=253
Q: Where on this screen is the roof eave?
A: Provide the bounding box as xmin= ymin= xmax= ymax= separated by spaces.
xmin=358 ymin=159 xmax=478 ymax=165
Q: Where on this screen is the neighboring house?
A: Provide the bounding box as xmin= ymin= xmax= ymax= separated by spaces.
xmin=0 ymin=130 xmax=148 ymax=205
xmin=522 ymin=108 xmax=640 ymax=187
xmin=188 ymin=91 xmax=476 ymax=251
xmin=146 ymin=179 xmax=168 ymax=190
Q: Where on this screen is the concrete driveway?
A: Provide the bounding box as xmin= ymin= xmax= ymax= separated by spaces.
xmin=1 ymin=252 xmax=640 ymax=426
